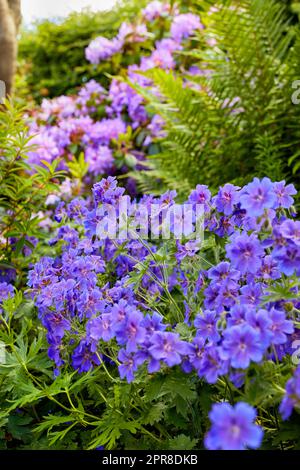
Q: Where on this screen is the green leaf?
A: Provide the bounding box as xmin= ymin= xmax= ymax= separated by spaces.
xmin=167 ymin=434 xmax=198 ymax=450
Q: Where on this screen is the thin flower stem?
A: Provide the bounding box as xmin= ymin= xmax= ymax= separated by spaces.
xmin=113 ymin=241 xmax=182 ymax=319
xmin=96 ymin=352 xmax=117 ymax=382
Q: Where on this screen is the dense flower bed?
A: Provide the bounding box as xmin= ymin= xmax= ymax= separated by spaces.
xmin=22 ymin=175 xmax=300 ymax=449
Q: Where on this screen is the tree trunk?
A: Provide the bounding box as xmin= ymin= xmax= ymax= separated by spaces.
xmin=0 ymin=0 xmax=21 ymax=95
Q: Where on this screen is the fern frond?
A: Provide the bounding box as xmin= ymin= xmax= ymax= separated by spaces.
xmin=129 ymin=0 xmax=300 ymax=197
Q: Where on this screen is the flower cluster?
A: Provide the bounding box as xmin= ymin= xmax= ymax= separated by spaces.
xmin=85 ymin=3 xmax=202 ymax=66
xmin=28 ymin=175 xmax=300 ymax=448
xmin=142 ymin=0 xmax=173 ymax=21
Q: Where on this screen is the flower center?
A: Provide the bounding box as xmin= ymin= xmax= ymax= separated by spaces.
xmin=129 ymin=324 xmax=137 ymax=335
xmin=254 ymin=189 xmax=265 ymax=202
xmin=164 ymin=341 xmax=173 ymax=353
xmin=243 ymin=249 xmax=252 ymax=258
xmin=230 ymin=424 xmax=241 ymax=438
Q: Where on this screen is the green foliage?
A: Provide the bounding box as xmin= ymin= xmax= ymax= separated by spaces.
xmin=0 ymin=100 xmax=64 ymax=286
xmin=130 ymin=0 xmax=300 ymax=196
xmin=0 ymin=294 xmax=203 ymax=450
xmin=16 ymin=0 xmax=149 ymax=103
xmin=2 ymin=0 xmax=300 ymax=452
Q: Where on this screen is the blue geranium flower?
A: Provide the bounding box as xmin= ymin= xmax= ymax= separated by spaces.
xmin=220 ymin=324 xmax=264 ymax=369
xmin=240 ymin=177 xmax=276 ymax=217
xmin=205 ymin=402 xmax=263 ymax=450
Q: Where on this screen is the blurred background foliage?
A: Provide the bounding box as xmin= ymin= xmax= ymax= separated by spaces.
xmin=15 ymin=0 xmax=150 ymax=103
xmin=126 ymin=0 xmax=300 ymax=196
xmin=15 ymin=0 xmax=300 ymax=104
xmin=14 ymin=0 xmax=300 ymax=197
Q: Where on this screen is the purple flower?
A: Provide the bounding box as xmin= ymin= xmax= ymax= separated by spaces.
xmin=175 ymin=240 xmax=200 ymax=262
xmin=72 ymin=340 xmax=101 ymax=373
xmin=127 ymin=94 xmax=147 ymax=125
xmin=258 ymin=255 xmax=280 ymax=280
xmin=78 ymin=238 xmax=97 ymax=255
xmin=43 ymin=312 xmax=71 ymax=339
xmin=244 ymin=207 xmax=277 ymax=231
xmin=186 ymin=336 xmax=206 ymax=371
xmin=143 ymin=42 xmax=177 ymax=70
xmin=273 ymin=181 xmax=297 ymax=209
xmin=208 ymin=261 xmax=240 ymax=282
xmin=142 ymin=312 xmax=167 ymax=336
xmin=115 ymin=309 xmax=146 ymax=352
xmin=280 ymin=365 xmax=300 ymax=420
xmin=48 ymin=341 xmax=64 ymax=367
xmin=92 ymin=176 xmax=124 ymax=206
xmin=76 ymin=79 xmax=105 ymax=111
xmin=194 ymin=310 xmax=220 ymax=343
xmin=90 ymin=118 xmax=126 ymax=145
xmin=197 ymin=346 xmax=229 ymax=383
xmin=215 ymin=278 xmax=239 ymax=310
xmin=230 ymin=371 xmax=245 ymax=388
xmin=57 ymin=226 xmax=79 ymax=247
xmin=272 ymin=243 xmax=300 ymax=276
xmin=239 ymin=283 xmax=262 ymax=306
xmin=28 ymin=169 xmax=300 ymax=415
xmin=135 ymin=348 xmax=161 ymax=374
xmin=87 ymin=314 xmax=115 ymax=343
xmin=67 ymin=198 xmax=88 ymax=222
xmin=220 ymin=324 xmax=263 ymax=369
xmin=142 ymin=1 xmax=171 ymax=21
xmin=118 ymin=349 xmax=138 ymax=382
xmin=117 ymin=22 xmax=148 ymax=43
xmin=28 ymin=257 xmax=57 ymax=290
xmin=170 ymin=13 xmax=203 ymax=42
xmin=205 ymin=402 xmax=263 ymax=450
xmin=279 ymin=220 xmax=300 ymax=246
xmin=226 ymin=232 xmax=264 ymax=274
xmin=77 ymin=288 xmax=104 ymax=318
xmin=227 ymin=305 xmax=249 ymax=328
xmin=54 ymin=202 xmax=67 ymax=223
xmin=215 ymin=183 xmax=240 ymax=215
xmin=245 ymin=309 xmax=273 ymax=348
xmin=85 ymin=146 xmax=114 ymax=175
xmin=188 ymin=184 xmax=211 ymax=212
xmin=149 ymin=332 xmax=192 ymax=367
xmin=156 ymin=38 xmax=181 ymax=55
xmin=203 ymin=283 xmax=220 ymax=310
xmin=146 ymin=114 xmax=166 ymax=142
xmin=0 ymin=267 xmax=16 ymax=284
xmin=194 ymin=272 xmax=204 ymax=295
xmin=214 ymin=216 xmax=235 ymax=237
xmin=240 ymin=177 xmax=276 ymax=217
xmin=0 ymin=282 xmax=14 ymax=302
xmin=269 ymin=308 xmax=294 ymax=345
xmin=85 ymin=36 xmax=123 ymax=64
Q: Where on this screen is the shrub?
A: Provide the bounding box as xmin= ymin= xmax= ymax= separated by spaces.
xmin=16 ymin=0 xmax=149 ymax=103
xmin=23 ymin=2 xmax=202 ymax=196
xmin=130 ymin=0 xmax=300 ymax=195
xmin=0 ymin=100 xmax=63 ymax=286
